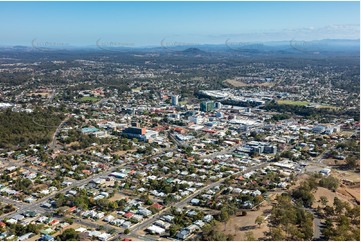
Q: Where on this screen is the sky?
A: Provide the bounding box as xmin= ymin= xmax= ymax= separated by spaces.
xmin=0 ymin=1 xmax=359 ymax=47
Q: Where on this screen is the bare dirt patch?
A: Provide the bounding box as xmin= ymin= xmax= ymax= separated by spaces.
xmin=312 ymin=187 xmax=352 ymax=208
xmin=215 ymin=203 xmax=273 ymax=240
xmin=108 ymin=192 xmax=129 ymax=202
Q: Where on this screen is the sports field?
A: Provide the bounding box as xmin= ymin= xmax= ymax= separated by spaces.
xmin=277 ymin=100 xmax=310 ymax=106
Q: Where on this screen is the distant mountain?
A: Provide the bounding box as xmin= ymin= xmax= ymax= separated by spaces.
xmin=0 ymin=39 xmax=358 ymax=54
xmin=180 ymin=47 xmax=206 ymax=54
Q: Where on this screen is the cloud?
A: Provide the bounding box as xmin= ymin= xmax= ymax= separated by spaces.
xmin=211 ymin=24 xmax=360 ymax=42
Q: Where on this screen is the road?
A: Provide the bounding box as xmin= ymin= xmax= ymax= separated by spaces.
xmin=49 ymin=115 xmax=71 ymax=150
xmin=0 ymin=196 xmax=25 ymax=208
xmin=0 ymin=161 xmax=128 ymax=220
xmin=305 ymin=207 xmax=322 ymax=240
xmin=125 ymin=162 xmax=269 ymax=240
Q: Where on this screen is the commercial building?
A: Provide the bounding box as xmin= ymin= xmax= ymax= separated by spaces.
xmin=122 ymin=126 xmax=158 ymax=142
xmin=188 ymin=115 xmax=204 ymax=124
xmin=200 ymin=101 xmax=214 ymax=112
xmin=171 ymin=95 xmax=179 ymax=106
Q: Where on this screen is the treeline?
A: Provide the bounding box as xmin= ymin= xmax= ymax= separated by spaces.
xmin=265 ymin=101 xmax=360 ymax=121
xmin=0 ymin=108 xmax=64 ymax=149
xmin=268 ymin=193 xmax=314 ymax=241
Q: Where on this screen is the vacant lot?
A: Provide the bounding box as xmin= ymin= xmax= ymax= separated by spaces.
xmin=108 ymin=192 xmax=129 ymax=202
xmin=277 ymin=100 xmax=310 ymax=106
xmin=215 ymin=202 xmax=274 ymax=240
xmin=225 ymin=79 xmax=273 ymax=87
xmin=313 ymin=187 xmax=353 ymax=208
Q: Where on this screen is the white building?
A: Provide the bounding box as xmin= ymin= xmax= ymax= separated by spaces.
xmin=188 ymin=115 xmax=204 ymax=124
xmin=171 ymin=95 xmax=180 ymax=106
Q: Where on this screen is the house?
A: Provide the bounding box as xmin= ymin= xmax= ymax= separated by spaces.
xmin=154 ymin=220 xmax=171 ymax=229
xmin=49 ymin=219 xmax=59 ymax=226
xmin=111 ymin=219 xmax=125 ymax=226
xmin=12 ymin=214 xmax=25 ymax=221
xmin=24 ymin=196 xmax=36 ymax=203
xmin=186 ymin=224 xmax=200 ymax=233
xmin=190 ymin=198 xmax=200 ymax=205
xmin=39 ymin=234 xmax=54 ymax=241
xmin=6 ymin=218 xmax=17 ymax=224
xmin=122 ymin=221 xmax=132 ymax=228
xmin=186 ymin=210 xmax=198 ymax=217
xmin=103 ymin=215 xmax=115 ymax=223
xmin=147 ymin=225 xmax=165 ymax=235
xmin=194 ymin=220 xmax=205 ymax=228
xmin=17 ymin=232 xmax=34 ymax=241
xmin=0 ymin=222 xmax=6 ymax=229
xmin=98 ymin=233 xmax=111 ymax=241
xmin=162 ymin=215 xmax=174 ymax=222
xmin=320 ymin=168 xmax=331 ymax=176
xmin=41 ymin=202 xmax=52 ymax=208
xmin=124 ymin=212 xmax=134 ymax=219
xmin=176 ymin=229 xmax=191 ymax=240
xmin=132 ymin=214 xmax=143 ymax=222
xmin=151 ymin=203 xmax=163 ymax=210
xmin=67 ymin=190 xmax=77 ymax=196
xmin=95 ymin=212 xmax=105 ymax=219
xmin=40 ymin=228 xmax=54 ymax=235
xmin=242 ymin=201 xmax=254 ymax=208
xmin=203 ymin=215 xmax=213 ymax=223
xmin=37 ymin=216 xmax=49 ymax=223
xmin=251 ymin=190 xmax=262 ymax=196
xmin=68 ymin=206 xmax=77 ymax=213
xmin=232 ymin=188 xmax=242 ymax=194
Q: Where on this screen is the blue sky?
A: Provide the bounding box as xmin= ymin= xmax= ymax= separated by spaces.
xmin=0 ymin=1 xmax=359 ymax=46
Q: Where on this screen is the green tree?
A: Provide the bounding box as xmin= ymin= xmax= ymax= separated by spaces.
xmin=57 ymin=228 xmax=80 ymax=241
xmin=320 ymin=196 xmax=328 ymax=207
xmin=255 ymin=216 xmax=264 ymax=227
xmin=244 ymin=231 xmax=256 ymax=241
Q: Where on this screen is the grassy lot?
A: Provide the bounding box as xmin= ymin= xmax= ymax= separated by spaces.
xmin=316 ymin=105 xmax=338 ymax=109
xmin=79 ymin=96 xmax=100 ymax=102
xmin=225 ymin=79 xmax=273 ymax=87
xmin=277 ymin=100 xmax=310 ymax=106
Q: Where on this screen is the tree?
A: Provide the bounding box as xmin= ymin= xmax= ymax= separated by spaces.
xmin=320 ymin=196 xmax=329 ymax=207
xmin=244 ymin=231 xmax=256 ymax=241
xmin=169 ymin=224 xmax=180 ymax=237
xmin=219 ymin=208 xmax=230 ymax=222
xmin=124 ymin=228 xmax=130 ymax=234
xmin=269 ymin=227 xmax=285 ymax=240
xmin=57 ymin=228 xmax=80 ymax=241
xmin=319 ymin=176 xmax=339 ymax=191
xmin=255 ymin=216 xmax=264 ymax=227
xmin=346 ymin=155 xmax=359 ymax=170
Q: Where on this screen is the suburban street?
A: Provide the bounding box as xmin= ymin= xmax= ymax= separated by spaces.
xmin=123 ymin=162 xmax=270 ymax=240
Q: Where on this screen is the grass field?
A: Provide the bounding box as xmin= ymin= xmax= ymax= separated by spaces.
xmin=225 ymin=79 xmax=273 ymax=87
xmin=79 ymin=96 xmax=100 ymax=102
xmin=317 ymin=105 xmax=338 ymax=109
xmin=277 ymin=100 xmax=310 ymax=106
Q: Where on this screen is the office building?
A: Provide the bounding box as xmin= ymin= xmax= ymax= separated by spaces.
xmin=200 ymin=101 xmax=214 ymax=112
xmin=171 ymin=95 xmax=179 ymax=106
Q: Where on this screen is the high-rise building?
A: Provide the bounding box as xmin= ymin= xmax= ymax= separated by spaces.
xmin=214 ymin=102 xmax=222 ymax=109
xmin=200 ymin=101 xmax=214 ymax=112
xmin=171 ymin=95 xmax=179 ymax=106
